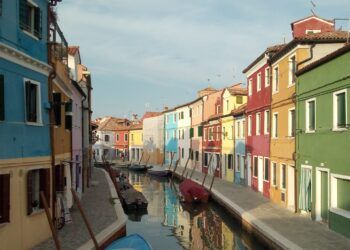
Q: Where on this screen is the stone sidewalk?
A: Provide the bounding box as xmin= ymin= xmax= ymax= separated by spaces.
xmin=174 ymin=166 xmax=350 ymax=250
xmin=33 ymin=168 xmax=118 ymax=250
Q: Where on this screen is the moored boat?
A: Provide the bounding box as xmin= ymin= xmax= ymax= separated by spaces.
xmin=179 ymin=179 xmax=209 ymax=203
xmin=128 ymin=164 xmax=148 ymax=171
xmin=106 ymin=233 xmax=152 ymax=250
xmin=148 ymin=168 xmax=171 ymax=177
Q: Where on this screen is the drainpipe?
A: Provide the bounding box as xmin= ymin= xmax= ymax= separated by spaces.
xmin=294 ymin=43 xmax=315 ymax=213
xmin=81 ymin=95 xmax=86 ymax=193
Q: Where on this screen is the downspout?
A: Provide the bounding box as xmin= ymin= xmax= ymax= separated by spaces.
xmin=294 ymin=43 xmax=315 ymax=213
xmin=81 ymin=95 xmax=86 ymax=193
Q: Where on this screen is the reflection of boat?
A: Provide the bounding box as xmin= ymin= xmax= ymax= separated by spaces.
xmin=179 ymin=179 xmax=209 ymax=204
xmin=126 ymin=209 xmax=148 ymax=222
xmin=129 ymin=164 xmax=149 ymax=171
xmin=148 ymin=168 xmax=172 ymax=177
xmin=180 ymin=202 xmax=208 ymax=217
xmin=106 ymin=233 xmax=153 ymax=250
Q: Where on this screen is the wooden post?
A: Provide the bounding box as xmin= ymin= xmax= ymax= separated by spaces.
xmin=202 ymin=154 xmax=213 ymax=186
xmin=145 ymin=155 xmax=150 ymax=166
xmin=71 ymin=189 xmax=99 ymax=249
xmin=138 ymin=151 xmax=144 ymax=165
xmin=168 ymin=152 xmax=175 ymax=170
xmin=181 ymin=156 xmax=191 ymax=179
xmin=189 ymin=161 xmax=197 ymax=179
xmin=210 ymin=155 xmax=221 ymax=191
xmin=172 ymin=159 xmax=180 ymax=178
xmin=40 ymin=192 xmax=61 ymax=250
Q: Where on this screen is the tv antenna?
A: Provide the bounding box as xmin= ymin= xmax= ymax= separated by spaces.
xmin=310 ymin=1 xmax=317 ymax=16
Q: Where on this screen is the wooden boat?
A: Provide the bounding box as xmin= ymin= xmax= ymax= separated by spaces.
xmin=179 ymin=179 xmax=209 ymax=203
xmin=120 ymin=188 xmax=148 ymax=210
xmin=128 ymin=164 xmax=148 ymax=171
xmin=148 ymin=168 xmax=171 ymax=177
xmin=106 ymin=233 xmax=152 ymax=250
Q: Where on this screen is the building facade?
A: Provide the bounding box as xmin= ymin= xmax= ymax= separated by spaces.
xmin=129 ymin=123 xmax=143 ymax=163
xmin=176 ymin=105 xmax=192 ymax=168
xmin=164 ymin=109 xmax=178 ymax=165
xmin=189 ymin=97 xmax=204 ymax=172
xmin=296 ymin=45 xmax=350 ymax=238
xmin=143 ymin=113 xmax=164 ymax=165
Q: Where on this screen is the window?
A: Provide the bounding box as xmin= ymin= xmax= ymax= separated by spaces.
xmin=25 ymin=80 xmax=41 ymax=124
xmin=204 ymin=153 xmax=208 ymax=166
xmin=265 ymin=68 xmax=270 ymax=87
xmin=288 ymin=108 xmax=296 ymax=137
xmin=306 ymin=99 xmax=316 ymax=132
xmin=131 ymin=133 xmax=135 ymax=142
xmin=0 ymin=174 xmax=10 ymax=223
xmin=272 ymin=113 xmax=278 ymax=138
xmin=289 ymin=56 xmax=296 ymax=85
xmin=195 ymin=151 xmax=199 ymax=162
xmin=124 ymin=134 xmax=128 ymax=142
xmin=226 ymin=100 xmax=229 ymax=111
xmin=204 ymin=128 xmax=207 ymax=141
xmin=27 ymin=168 xmax=50 ymax=215
xmin=166 ymin=115 xmax=169 ymax=124
xmin=228 ymin=154 xmax=233 ymax=169
xmin=248 ymin=115 xmax=252 ymax=136
xmin=273 ymin=67 xmax=279 ymax=93
xmin=174 ymin=113 xmax=177 ymax=122
xmin=181 ymin=148 xmax=184 ymax=159
xmin=216 ymin=105 xmax=221 ymax=114
xmin=53 ymin=93 xmax=61 ymax=126
xmin=272 ymin=162 xmax=277 ymax=186
xmin=189 ymin=149 xmax=193 ymax=160
xmin=253 ymin=157 xmax=258 ymax=177
xmin=0 ymin=0 xmax=2 ymax=16
xmin=116 ymin=134 xmax=119 ymax=141
xmin=190 ymin=128 xmax=194 ymax=138
xmin=19 ymin=0 xmax=42 ymax=39
xmin=256 ymin=113 xmax=261 ymax=135
xmin=236 ymin=96 xmax=243 ymax=104
xmin=331 ymin=175 xmax=350 ymax=213
xmin=182 ymin=129 xmax=184 ymax=139
xmin=236 ymin=155 xmax=240 ymax=172
xmin=264 ymin=110 xmax=270 ymax=134
xmin=242 ymin=120 xmax=245 ymax=138
xmin=236 ymin=121 xmax=241 ymax=138
xmin=216 ymin=126 xmax=220 ymax=140
xmin=222 ymin=127 xmax=226 ymax=140
xmin=333 ymin=90 xmax=347 ymax=130
xmin=65 ymin=100 xmax=72 ymax=130
xmin=181 ymin=111 xmax=184 ymax=119
xmin=178 ymin=130 xmax=181 ymax=140
xmin=209 ymin=127 xmax=214 ymax=141
xmin=280 ymin=164 xmax=286 ymax=190
xmin=264 ymin=158 xmax=269 ymax=181
xmin=105 ymin=135 xmax=110 ymax=142
xmin=257 ymin=73 xmax=262 ymax=91
xmin=198 ymin=126 xmax=203 ymax=137
xmin=248 ymin=79 xmax=252 ymax=96
xmin=189 ymin=109 xmax=192 ymax=118
xmin=0 ymin=75 xmax=5 ymax=121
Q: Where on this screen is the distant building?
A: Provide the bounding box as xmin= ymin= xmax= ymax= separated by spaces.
xmin=164 ymin=109 xmax=179 ymax=165
xmin=129 ymin=123 xmax=143 ymax=163
xmin=189 ymin=97 xmax=204 ymax=172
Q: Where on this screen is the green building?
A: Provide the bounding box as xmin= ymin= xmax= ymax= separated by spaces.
xmin=296 ymin=44 xmax=350 ymax=238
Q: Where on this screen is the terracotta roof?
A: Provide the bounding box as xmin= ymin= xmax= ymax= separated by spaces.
xmin=270 ymin=31 xmax=349 ymax=64
xmin=68 ymin=46 xmax=80 ymax=55
xmin=231 ymin=103 xmax=247 ymax=116
xmin=207 ymin=113 xmax=222 ymax=122
xmin=141 ymin=112 xmax=163 ymax=121
xmin=242 ymin=44 xmax=286 ymax=73
xmin=129 ymin=123 xmax=143 ymax=130
xmin=98 ymin=117 xmax=130 ymax=131
xmin=201 ymin=87 xmax=217 ymax=91
xmin=296 ymin=43 xmax=350 ymax=76
xmin=227 ymin=83 xmax=247 ymax=95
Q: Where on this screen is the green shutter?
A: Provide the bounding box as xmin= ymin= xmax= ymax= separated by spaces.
xmin=309 ymin=101 xmax=315 ymax=130
xmin=337 ymin=93 xmax=346 ymax=128
xmin=0 ymin=75 xmax=4 ymax=120
xmin=190 ymin=128 xmax=194 ymax=138
xmin=19 ymin=0 xmax=27 ymax=30
xmin=198 ymin=126 xmax=203 ymax=137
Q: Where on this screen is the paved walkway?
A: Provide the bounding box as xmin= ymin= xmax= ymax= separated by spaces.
xmin=174 ymin=166 xmax=350 ymax=250
xmin=33 ymin=168 xmax=118 ymax=250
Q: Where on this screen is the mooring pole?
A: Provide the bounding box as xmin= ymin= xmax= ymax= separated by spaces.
xmin=202 ymin=154 xmax=213 ymax=186
xmin=172 ymin=159 xmax=180 ymax=178
xmin=210 ymin=155 xmax=221 ymax=191
xmin=168 ymin=152 xmax=175 ymax=170
xmin=181 ymin=156 xmax=191 ymax=179
xmin=138 ymin=151 xmax=144 ymax=165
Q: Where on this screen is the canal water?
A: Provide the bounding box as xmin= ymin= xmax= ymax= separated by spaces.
xmin=121 ymin=169 xmax=267 ymax=250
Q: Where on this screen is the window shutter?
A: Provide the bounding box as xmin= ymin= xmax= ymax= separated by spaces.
xmin=0 ymin=75 xmax=4 ymax=120
xmin=40 ymin=169 xmax=50 ymax=208
xmin=27 ymin=171 xmax=33 ymax=215
xmin=34 ymin=7 xmax=42 ymax=39
xmin=53 ymin=93 xmax=61 ymax=126
xmin=337 ymin=93 xmax=346 ymax=127
xmin=198 ymin=126 xmax=203 ymax=137
xmin=190 ymin=128 xmax=194 ymax=138
xmin=19 ymin=0 xmax=27 ymax=29
xmin=0 ymin=174 xmax=10 ymax=223
xmin=25 ymin=81 xmax=31 ymax=122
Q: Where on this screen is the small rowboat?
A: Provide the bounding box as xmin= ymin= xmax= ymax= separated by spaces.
xmin=148 ymin=168 xmax=171 ymax=177
xmin=106 ymin=233 xmax=152 ymax=250
xmin=179 ymin=179 xmax=209 ymax=203
xmin=128 ymin=164 xmax=148 ymax=171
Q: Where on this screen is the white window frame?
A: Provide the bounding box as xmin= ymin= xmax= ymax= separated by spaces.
xmin=256 ymin=112 xmax=261 ymax=135
xmin=272 ymin=112 xmax=278 ymax=138
xmin=248 ymin=78 xmax=252 ymax=96
xmin=264 ymin=110 xmax=270 ymax=135
xmin=257 ymin=73 xmax=262 ymax=92
xmin=330 ymin=173 xmax=350 ymax=219
xmin=333 ymin=89 xmax=347 ymax=131
xmin=272 ymin=66 xmax=279 ymax=94
xmin=271 ymin=161 xmax=277 ymax=187
xmin=24 ymin=78 xmax=42 ymax=126
xmin=241 ymin=120 xmax=245 ymax=138
xmin=280 ymin=163 xmax=287 ymax=191
xmin=288 ymin=107 xmax=296 ymax=137
xmin=288 ymin=54 xmax=297 ymax=87
xmin=265 ymin=67 xmax=270 ymax=87
xmin=306 ymin=98 xmax=316 ymax=133
xmin=248 ymin=115 xmax=252 ymax=136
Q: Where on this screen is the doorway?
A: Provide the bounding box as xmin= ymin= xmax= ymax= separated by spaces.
xmin=258 ymin=157 xmax=263 ymax=192
xmin=287 ymin=166 xmax=295 ymax=210
xmin=316 ymin=168 xmax=329 ymax=222
xmin=247 ymin=154 xmax=251 ymax=187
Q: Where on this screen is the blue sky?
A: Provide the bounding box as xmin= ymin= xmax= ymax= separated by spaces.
xmin=56 ymin=0 xmax=350 ymax=119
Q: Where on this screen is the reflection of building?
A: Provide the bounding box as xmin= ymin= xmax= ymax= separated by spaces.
xmin=163 ymin=184 xmax=178 ymax=227
xmin=191 ymin=214 xmax=207 ymax=250
xmin=221 ymin=221 xmax=234 ymax=250
xmin=201 ymin=210 xmax=222 ymax=249
xmin=164 ymin=109 xmax=178 ymax=165
xmin=174 ymin=206 xmax=191 ymax=249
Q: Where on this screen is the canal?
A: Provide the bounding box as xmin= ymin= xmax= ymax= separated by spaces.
xmin=120 ymin=169 xmax=267 ymax=250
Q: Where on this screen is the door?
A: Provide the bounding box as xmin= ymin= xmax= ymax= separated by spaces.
xmin=321 ymin=171 xmax=328 ymax=221
xmin=247 ymin=154 xmax=251 ymax=187
xmin=288 ymin=166 xmax=295 ymax=210
xmin=258 ymin=157 xmax=263 ymax=192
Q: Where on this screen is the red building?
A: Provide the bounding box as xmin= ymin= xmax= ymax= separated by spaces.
xmin=114 ymin=119 xmax=131 ymax=160
xmin=202 ymin=95 xmax=222 ymax=178
xmin=291 ymin=15 xmax=334 ymax=38
xmin=243 ymin=45 xmax=284 ymax=197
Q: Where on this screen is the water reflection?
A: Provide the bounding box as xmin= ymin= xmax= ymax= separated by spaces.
xmin=124 ymin=170 xmax=265 ymax=250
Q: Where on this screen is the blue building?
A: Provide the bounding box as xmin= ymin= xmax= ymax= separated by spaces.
xmin=233 ymin=105 xmax=247 ymax=185
xmin=0 ymin=1 xmax=53 ymax=248
xmin=164 ymin=109 xmax=178 ymax=166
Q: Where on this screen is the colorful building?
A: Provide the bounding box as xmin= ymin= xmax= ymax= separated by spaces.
xmin=243 ymin=45 xmax=284 ymax=194
xmin=269 ymin=16 xmax=347 ymax=210
xmin=0 ymin=1 xmax=53 ymax=249
xmin=232 ymin=104 xmax=247 ymax=185
xmin=221 ymin=84 xmax=247 ymax=182
xmin=143 ymin=112 xmax=164 ymax=165
xmin=176 ymin=104 xmax=192 ymax=167
xmin=164 ymin=109 xmax=178 ymax=165
xmin=189 ymin=97 xmax=204 ymax=172
xmin=115 ymin=122 xmax=131 ymax=160
xmin=129 ymin=123 xmax=143 ymax=163
xmin=295 ymin=44 xmax=350 ymax=238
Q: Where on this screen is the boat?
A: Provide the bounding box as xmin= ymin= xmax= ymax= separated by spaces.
xmin=120 ymin=188 xmax=148 ymax=210
xmin=106 ymin=233 xmax=152 ymax=250
xmin=147 ymin=167 xmax=171 ymax=177
xmin=128 ymin=164 xmax=148 ymax=171
xmin=179 ymin=179 xmax=209 ymax=203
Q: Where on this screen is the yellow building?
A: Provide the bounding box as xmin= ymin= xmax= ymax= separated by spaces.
xmin=221 ymin=84 xmax=247 ymax=182
xmin=269 ymin=23 xmax=346 ymax=210
xmin=129 ymin=123 xmax=143 ymax=163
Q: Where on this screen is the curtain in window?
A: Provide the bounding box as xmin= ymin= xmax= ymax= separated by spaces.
xmin=299 ymin=168 xmax=312 ymax=212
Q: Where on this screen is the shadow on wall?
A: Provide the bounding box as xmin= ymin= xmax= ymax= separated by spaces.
xmin=143 ymin=137 xmax=163 ymax=165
